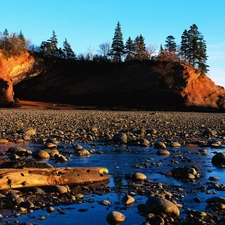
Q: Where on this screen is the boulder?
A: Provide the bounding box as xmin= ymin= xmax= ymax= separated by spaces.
xmin=212 ymin=153 xmax=225 ymax=167
xmin=106 ymin=211 xmax=126 ymax=224
xmin=145 ymin=197 xmax=180 ymax=217
xmin=112 ymin=132 xmax=127 ymax=144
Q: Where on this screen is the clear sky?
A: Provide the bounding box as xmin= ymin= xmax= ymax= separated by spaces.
xmin=1 ymin=0 xmax=225 ymax=87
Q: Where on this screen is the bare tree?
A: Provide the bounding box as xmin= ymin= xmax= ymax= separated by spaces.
xmin=98 ymin=42 xmax=110 ymax=58
xmin=146 ymin=44 xmax=156 ymax=58
xmin=87 ymin=45 xmax=95 ymax=61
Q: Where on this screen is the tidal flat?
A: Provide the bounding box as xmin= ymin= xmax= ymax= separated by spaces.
xmin=0 ymin=109 xmax=225 ymax=224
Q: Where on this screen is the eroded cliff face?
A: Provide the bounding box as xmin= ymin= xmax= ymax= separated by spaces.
xmin=7 ymin=56 xmax=225 ymax=110
xmin=179 ymin=64 xmax=225 ymax=108
xmin=0 ymin=51 xmax=37 ymax=106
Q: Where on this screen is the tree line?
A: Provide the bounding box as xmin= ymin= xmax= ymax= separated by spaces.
xmin=0 ymin=29 xmax=29 ymax=59
xmin=0 ymin=22 xmax=209 ymax=74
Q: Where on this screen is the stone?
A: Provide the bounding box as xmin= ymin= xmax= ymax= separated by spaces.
xmin=112 ymin=132 xmax=128 ymax=144
xmin=24 ymin=127 xmax=36 ymax=135
xmin=33 ymin=150 xmax=50 ymax=159
xmin=132 ymin=172 xmax=147 ymax=181
xmin=54 ymin=154 xmax=68 ymax=162
xmin=212 ymin=153 xmax=225 ymax=167
xmin=106 ymin=211 xmax=126 ymax=224
xmin=145 ymin=197 xmax=180 ymax=217
xmin=0 ymin=139 xmax=8 ymax=144
xmin=122 ymin=194 xmax=135 ymax=205
xmin=76 ymin=149 xmax=90 ymax=157
xmin=206 ymin=196 xmax=225 ymax=204
xmin=45 ymin=149 xmax=60 ymax=157
xmin=46 ymin=206 xmax=55 ymax=213
xmin=99 ymin=200 xmax=111 ymax=206
xmin=169 ymin=142 xmax=181 ymax=147
xmin=53 ymin=185 xmax=68 ymax=194
xmin=45 ymin=142 xmax=57 ymax=149
xmin=154 ymin=142 xmax=166 ymax=149
xmin=156 ymin=149 xmax=170 ymax=155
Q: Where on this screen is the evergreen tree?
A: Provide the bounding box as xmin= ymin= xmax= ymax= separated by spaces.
xmin=40 ymin=40 xmax=51 ymax=55
xmin=134 ymin=34 xmax=149 ymax=60
xmin=1 ymin=29 xmax=11 ymax=58
xmin=180 ymin=29 xmax=189 ymax=62
xmin=181 ymin=24 xmax=209 ymax=74
xmin=3 ymin=29 xmax=9 ymax=39
xmin=40 ymin=31 xmax=59 ymax=57
xmin=18 ymin=30 xmax=26 ymax=49
xmin=48 ymin=30 xmax=58 ymax=56
xmin=165 ymin=35 xmax=176 ymax=52
xmin=110 ymin=22 xmax=124 ymax=62
xmin=124 ymin=36 xmax=135 ymax=61
xmin=63 ymin=38 xmax=75 ymax=59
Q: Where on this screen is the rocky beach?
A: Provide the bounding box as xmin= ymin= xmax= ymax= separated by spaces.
xmin=0 ymin=106 xmax=225 ymax=224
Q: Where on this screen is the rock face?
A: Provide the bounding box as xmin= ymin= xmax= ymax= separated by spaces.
xmin=8 ymin=57 xmax=225 ymax=110
xmin=0 ymin=50 xmax=44 ymax=107
xmin=179 ymin=64 xmax=225 ymax=108
xmin=0 ymin=51 xmax=35 ymax=106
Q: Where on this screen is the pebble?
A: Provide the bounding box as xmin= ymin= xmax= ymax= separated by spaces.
xmin=0 ymin=110 xmax=224 ymax=225
xmin=132 ymin=172 xmax=147 ymax=181
xmin=122 ymin=194 xmax=135 ymax=205
xmin=156 ymin=149 xmax=170 ymax=155
xmin=106 ymin=211 xmax=126 ymax=224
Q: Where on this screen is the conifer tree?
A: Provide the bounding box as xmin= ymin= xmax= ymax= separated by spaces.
xmin=165 ymin=35 xmax=176 ymax=52
xmin=3 ymin=29 xmax=9 ymax=39
xmin=110 ymin=22 xmax=124 ymax=62
xmin=134 ymin=34 xmax=149 ymax=60
xmin=180 ymin=24 xmax=208 ymax=74
xmin=48 ymin=30 xmax=58 ymax=56
xmin=18 ymin=30 xmax=26 ymax=49
xmin=63 ymin=38 xmax=75 ymax=59
xmin=180 ymin=29 xmax=189 ymax=62
xmin=125 ymin=36 xmax=135 ymax=61
xmin=40 ymin=30 xmax=59 ymax=57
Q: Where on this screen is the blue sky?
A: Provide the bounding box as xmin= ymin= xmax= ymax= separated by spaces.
xmin=1 ymin=0 xmax=225 ymax=87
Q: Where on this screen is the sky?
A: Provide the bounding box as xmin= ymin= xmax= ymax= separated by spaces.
xmin=0 ymin=0 xmax=225 ymax=87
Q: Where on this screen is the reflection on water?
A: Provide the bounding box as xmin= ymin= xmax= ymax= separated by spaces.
xmin=0 ymin=142 xmax=225 ymax=224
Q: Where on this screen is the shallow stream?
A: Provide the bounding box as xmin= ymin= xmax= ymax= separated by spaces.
xmin=1 ymin=142 xmax=225 ymax=224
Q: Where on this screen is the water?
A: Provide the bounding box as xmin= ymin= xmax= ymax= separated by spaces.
xmin=1 ymin=142 xmax=225 ymax=224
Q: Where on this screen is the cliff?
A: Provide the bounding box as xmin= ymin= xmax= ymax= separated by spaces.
xmin=1 ymin=50 xmax=225 ymax=110
xmin=0 ymin=50 xmax=45 ymax=106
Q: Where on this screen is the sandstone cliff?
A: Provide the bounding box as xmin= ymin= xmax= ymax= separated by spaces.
xmin=0 ymin=51 xmax=35 ymax=106
xmin=0 ymin=50 xmax=45 ymax=106
xmin=1 ymin=51 xmax=225 ymax=110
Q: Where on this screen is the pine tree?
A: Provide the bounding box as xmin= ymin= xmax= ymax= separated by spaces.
xmin=110 ymin=22 xmax=124 ymax=62
xmin=48 ymin=30 xmax=58 ymax=56
xmin=3 ymin=29 xmax=9 ymax=39
xmin=165 ymin=35 xmax=176 ymax=52
xmin=125 ymin=37 xmax=135 ymax=61
xmin=180 ymin=29 xmax=189 ymax=62
xmin=40 ymin=31 xmax=59 ymax=57
xmin=63 ymin=38 xmax=75 ymax=59
xmin=18 ymin=30 xmax=26 ymax=49
xmin=181 ymin=24 xmax=209 ymax=74
xmin=134 ymin=34 xmax=149 ymax=60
